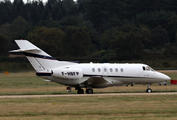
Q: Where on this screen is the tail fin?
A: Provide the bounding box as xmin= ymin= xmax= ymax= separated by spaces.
xmin=10 ymin=40 xmax=78 ymax=72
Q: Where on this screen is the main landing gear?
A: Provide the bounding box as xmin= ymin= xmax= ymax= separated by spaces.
xmin=74 ymin=87 xmax=93 ymax=94
xmin=77 ymin=88 xmax=84 ymax=94
xmin=146 ymin=84 xmax=152 ymax=93
xmin=86 ymin=89 xmax=93 ymax=94
xmin=67 ymin=86 xmax=85 ymax=94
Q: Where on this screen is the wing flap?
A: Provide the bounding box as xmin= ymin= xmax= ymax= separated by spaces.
xmin=84 ymin=77 xmax=111 ymax=88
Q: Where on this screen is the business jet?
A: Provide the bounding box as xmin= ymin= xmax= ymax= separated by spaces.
xmin=10 ymin=40 xmax=171 ymax=94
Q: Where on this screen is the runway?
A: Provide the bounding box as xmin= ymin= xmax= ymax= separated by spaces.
xmin=0 ymin=92 xmax=177 ymax=98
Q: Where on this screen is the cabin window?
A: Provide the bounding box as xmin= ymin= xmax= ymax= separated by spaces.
xmin=110 ymin=68 xmax=113 ymax=72
xmin=104 ymin=68 xmax=107 ymax=72
xmin=115 ymin=68 xmax=118 ymax=72
xmin=121 ymin=68 xmax=124 ymax=72
xmin=92 ymin=68 xmax=95 ymax=72
xmin=143 ymin=66 xmax=145 ymax=71
xmin=98 ymin=68 xmax=101 ymax=72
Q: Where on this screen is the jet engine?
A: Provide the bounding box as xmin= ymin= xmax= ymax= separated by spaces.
xmin=51 ymin=67 xmax=83 ymax=80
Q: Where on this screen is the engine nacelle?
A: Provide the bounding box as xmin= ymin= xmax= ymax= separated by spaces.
xmin=51 ymin=67 xmax=83 ymax=80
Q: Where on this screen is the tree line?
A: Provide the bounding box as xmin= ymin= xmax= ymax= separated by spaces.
xmin=1 ymin=0 xmax=177 ymax=62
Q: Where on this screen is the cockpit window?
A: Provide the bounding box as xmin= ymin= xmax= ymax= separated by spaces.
xmin=143 ymin=66 xmax=154 ymax=71
xmin=150 ymin=67 xmax=155 ymax=71
xmin=146 ymin=66 xmax=150 ymax=71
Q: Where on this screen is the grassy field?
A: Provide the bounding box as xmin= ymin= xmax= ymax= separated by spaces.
xmin=0 ymin=71 xmax=177 ymax=119
xmin=0 ymin=95 xmax=177 ymax=120
xmin=1 ymin=71 xmax=177 ymax=95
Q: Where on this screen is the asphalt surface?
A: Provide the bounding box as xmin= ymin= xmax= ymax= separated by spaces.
xmin=0 ymin=92 xmax=177 ymax=98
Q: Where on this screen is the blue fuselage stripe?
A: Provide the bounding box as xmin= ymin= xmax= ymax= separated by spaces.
xmin=23 ymin=52 xmax=56 ymax=60
xmin=83 ymin=74 xmax=147 ymax=79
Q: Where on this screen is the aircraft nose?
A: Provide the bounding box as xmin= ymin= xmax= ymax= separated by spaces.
xmin=158 ymin=72 xmax=171 ymax=81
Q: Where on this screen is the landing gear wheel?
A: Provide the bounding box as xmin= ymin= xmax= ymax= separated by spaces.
xmin=86 ymin=89 xmax=93 ymax=94
xmin=77 ymin=89 xmax=84 ymax=94
xmin=146 ymin=84 xmax=152 ymax=93
xmin=146 ymin=88 xmax=152 ymax=93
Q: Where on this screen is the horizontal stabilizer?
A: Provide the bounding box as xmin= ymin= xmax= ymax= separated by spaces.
xmin=10 ymin=48 xmax=41 ymax=53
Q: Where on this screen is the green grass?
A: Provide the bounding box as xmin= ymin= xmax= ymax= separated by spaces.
xmin=0 ymin=95 xmax=177 ymax=119
xmin=0 ymin=71 xmax=177 ymax=119
xmin=0 ymin=71 xmax=177 ymax=95
xmin=169 ymin=74 xmax=177 ymax=80
xmin=0 ymin=71 xmax=67 ymax=95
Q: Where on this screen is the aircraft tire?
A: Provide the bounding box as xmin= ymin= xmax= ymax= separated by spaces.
xmin=77 ymin=89 xmax=84 ymax=94
xmin=86 ymin=89 xmax=93 ymax=94
xmin=146 ymin=88 xmax=152 ymax=93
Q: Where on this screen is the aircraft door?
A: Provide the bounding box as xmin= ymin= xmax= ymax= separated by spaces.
xmin=102 ymin=67 xmax=108 ymax=77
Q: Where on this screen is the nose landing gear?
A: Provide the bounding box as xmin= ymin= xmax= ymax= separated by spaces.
xmin=146 ymin=84 xmax=152 ymax=93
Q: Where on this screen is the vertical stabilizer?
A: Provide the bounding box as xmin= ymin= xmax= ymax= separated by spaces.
xmin=10 ymin=40 xmax=78 ymax=72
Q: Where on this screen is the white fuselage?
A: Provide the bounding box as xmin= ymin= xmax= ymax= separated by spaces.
xmin=40 ymin=63 xmax=170 ymax=87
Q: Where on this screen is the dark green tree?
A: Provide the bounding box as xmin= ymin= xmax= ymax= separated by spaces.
xmin=62 ymin=0 xmax=77 ymax=16
xmin=59 ymin=15 xmax=83 ymax=30
xmin=167 ymin=15 xmax=177 ymax=43
xmin=86 ymin=0 xmax=110 ymax=36
xmin=151 ymin=26 xmax=170 ymax=49
xmin=45 ymin=0 xmax=63 ymax=20
xmin=64 ymin=26 xmax=93 ymax=57
xmin=135 ymin=10 xmax=176 ymax=29
xmin=100 ymin=30 xmax=112 ymax=50
xmin=139 ymin=26 xmax=153 ymax=49
xmin=0 ymin=34 xmax=9 ymax=57
xmin=10 ymin=0 xmax=24 ymax=22
xmin=111 ymin=31 xmax=144 ymax=60
xmin=27 ymin=27 xmax=65 ymax=57
xmin=77 ymin=0 xmax=87 ymax=14
xmin=0 ymin=16 xmax=28 ymax=41
xmin=29 ymin=1 xmax=45 ymax=23
xmin=0 ymin=0 xmax=12 ymax=25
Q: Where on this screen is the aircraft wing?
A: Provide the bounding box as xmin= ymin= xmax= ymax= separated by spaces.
xmin=82 ymin=77 xmax=112 ymax=88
